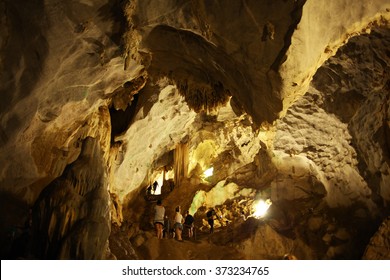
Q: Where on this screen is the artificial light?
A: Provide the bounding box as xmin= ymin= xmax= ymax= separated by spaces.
xmin=253 ymin=199 xmax=272 ymax=218
xmin=203 ymin=167 xmax=214 ymax=178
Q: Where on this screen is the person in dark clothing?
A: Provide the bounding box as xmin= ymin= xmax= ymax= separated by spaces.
xmin=206 ymin=209 xmax=215 ymax=233
xmin=184 ymin=210 xmax=194 ymax=238
xmin=146 ymin=185 xmax=152 ymax=195
xmin=152 ymin=181 xmax=158 ymax=194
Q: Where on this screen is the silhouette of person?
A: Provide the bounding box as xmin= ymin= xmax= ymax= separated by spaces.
xmin=152 ymin=181 xmax=158 ymax=194
xmin=184 ymin=210 xmax=194 ymax=238
xmin=206 ymin=208 xmax=215 ymax=233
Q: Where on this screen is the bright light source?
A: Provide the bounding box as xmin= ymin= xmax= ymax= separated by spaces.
xmin=203 ymin=167 xmax=214 ymax=178
xmin=253 ymin=199 xmax=272 ymax=218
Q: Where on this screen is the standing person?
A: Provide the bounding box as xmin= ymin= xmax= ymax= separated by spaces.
xmin=152 ymin=181 xmax=158 ymax=194
xmin=174 ymin=206 xmax=184 ymax=241
xmin=184 ymin=210 xmax=194 ymax=238
xmin=206 ymin=208 xmax=215 ymax=233
xmin=154 ymin=200 xmax=165 ymax=239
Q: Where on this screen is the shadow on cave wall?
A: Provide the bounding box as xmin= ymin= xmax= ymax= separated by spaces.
xmin=97 ymin=0 xmax=128 ymax=49
xmin=0 ymin=191 xmax=31 ymax=259
xmin=0 ymin=0 xmax=49 ymax=146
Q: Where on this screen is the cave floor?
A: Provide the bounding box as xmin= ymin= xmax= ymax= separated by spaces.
xmin=109 ymin=224 xmax=247 ymax=260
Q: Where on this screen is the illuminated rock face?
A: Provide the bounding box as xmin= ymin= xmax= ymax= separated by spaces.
xmin=0 ymin=0 xmax=389 ymax=259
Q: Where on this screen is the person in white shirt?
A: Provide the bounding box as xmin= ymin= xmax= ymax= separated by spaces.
xmin=174 ymin=206 xmax=184 ymax=241
xmin=154 ymin=200 xmax=165 ymax=239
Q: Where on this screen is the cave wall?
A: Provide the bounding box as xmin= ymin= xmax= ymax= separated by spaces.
xmin=278 ymin=0 xmax=390 ymax=115
xmin=268 ymin=27 xmax=390 ymax=259
xmin=312 ymin=27 xmax=390 ymax=207
xmin=0 ymin=0 xmax=142 ymax=205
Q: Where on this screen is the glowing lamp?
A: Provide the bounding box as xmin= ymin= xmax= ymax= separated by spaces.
xmin=253 ymin=199 xmax=272 ymax=218
xmin=203 ymin=167 xmax=214 ymax=178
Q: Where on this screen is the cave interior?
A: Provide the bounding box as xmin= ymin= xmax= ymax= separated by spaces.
xmin=0 ymin=0 xmax=390 ymax=260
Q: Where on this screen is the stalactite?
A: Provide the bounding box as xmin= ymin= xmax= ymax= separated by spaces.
xmin=173 ymin=142 xmax=189 ymax=187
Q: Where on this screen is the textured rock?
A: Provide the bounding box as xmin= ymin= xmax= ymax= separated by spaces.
xmin=109 ymin=225 xmax=138 ymax=260
xmin=313 ymin=27 xmax=390 ymax=206
xmin=307 ymin=216 xmax=323 ymax=232
xmin=278 ymin=0 xmax=390 ymax=116
xmin=0 ymin=0 xmax=141 ymax=205
xmin=273 ymin=89 xmax=375 ymax=210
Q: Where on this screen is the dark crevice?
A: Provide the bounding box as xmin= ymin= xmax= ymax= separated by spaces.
xmin=375 ymin=83 xmax=390 ymax=166
xmin=0 ymin=0 xmax=48 ymax=146
xmin=97 ymin=0 xmax=128 ymax=50
xmin=109 ymin=93 xmax=139 ymax=144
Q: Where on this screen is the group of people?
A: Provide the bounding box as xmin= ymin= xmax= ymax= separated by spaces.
xmin=153 ymin=200 xmax=194 ymax=241
xmin=146 ymin=181 xmax=159 ymax=195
